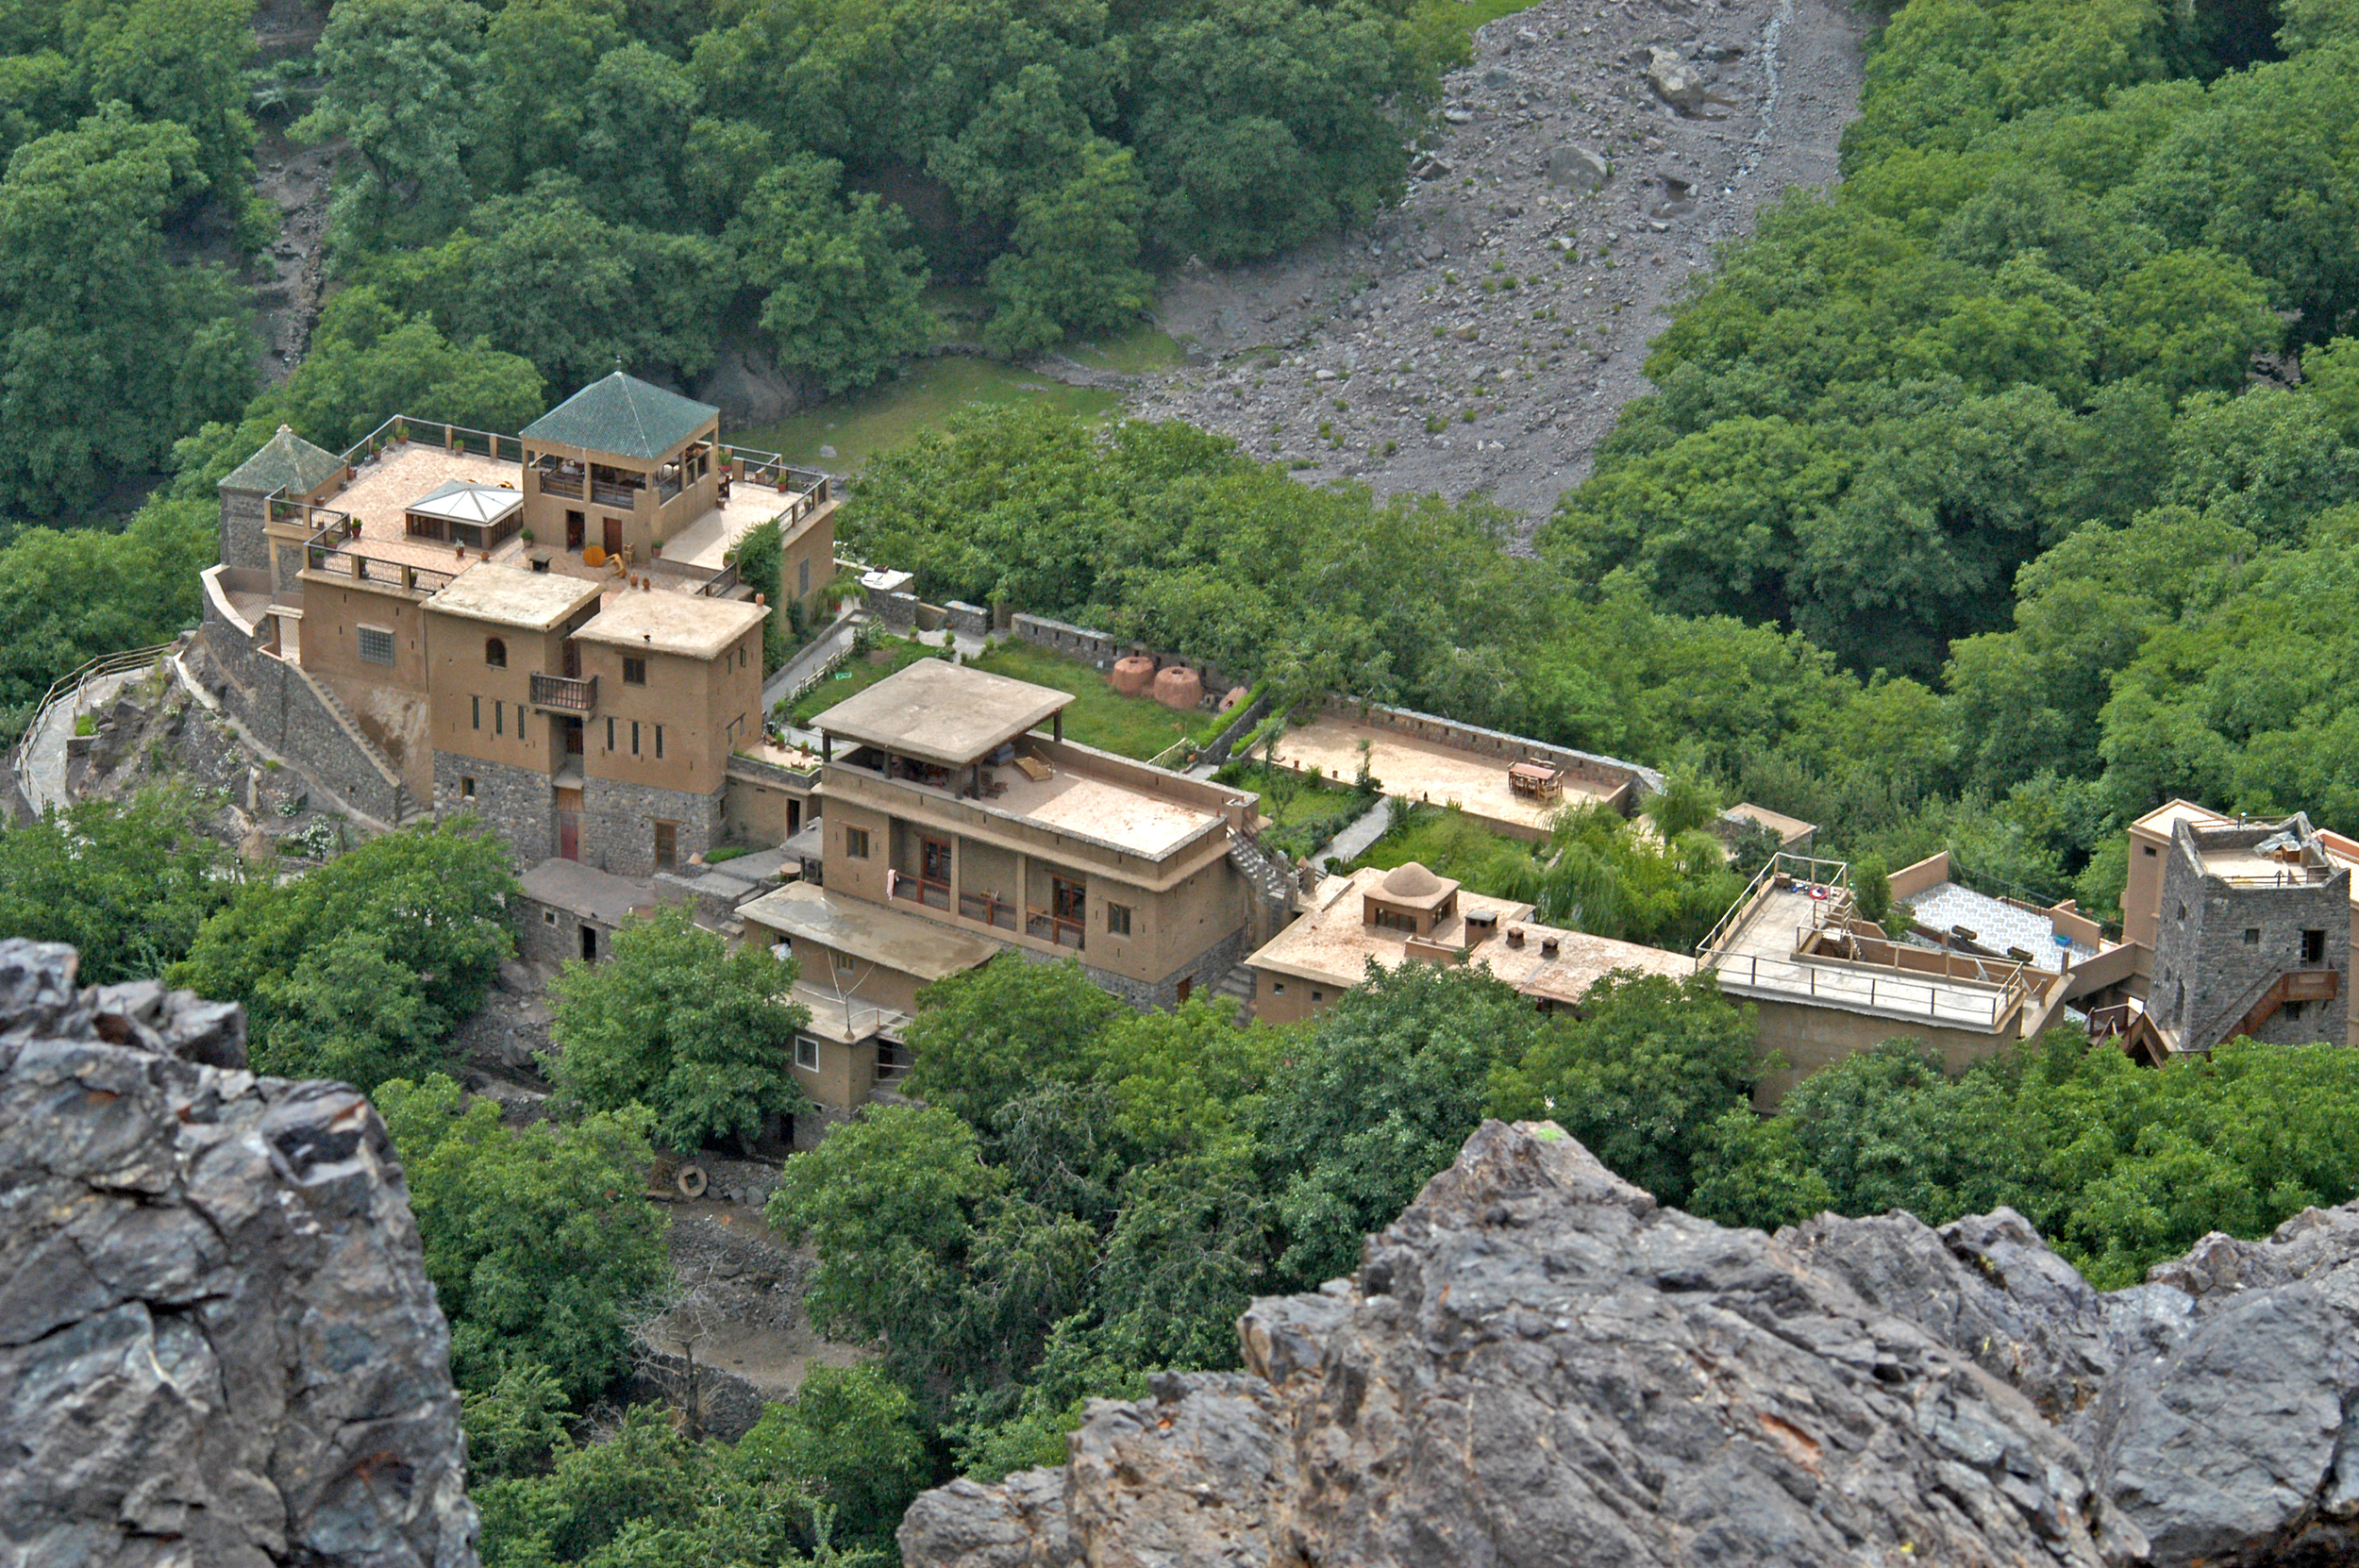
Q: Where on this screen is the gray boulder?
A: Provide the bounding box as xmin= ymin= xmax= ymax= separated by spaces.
xmin=0 ymin=940 xmax=477 ymax=1568
xmin=906 ymin=1120 xmax=2359 ymax=1568
xmin=1546 ymin=143 xmax=1610 ymax=192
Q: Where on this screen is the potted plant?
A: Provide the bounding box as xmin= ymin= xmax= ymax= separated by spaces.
xmin=521 ymin=527 xmax=535 ymax=545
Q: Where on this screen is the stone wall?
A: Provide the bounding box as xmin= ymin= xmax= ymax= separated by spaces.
xmin=517 ymin=891 xmax=615 ymax=966
xmin=1013 ymin=923 xmax=1247 ymax=1011
xmin=2152 ymin=824 xmax=2351 ymax=1049
xmin=945 ymin=600 xmax=990 ymax=640
xmin=198 ymin=580 xmax=410 ymax=826
xmin=439 ymin=750 xmax=555 ymax=863
xmin=582 ymin=776 xmax=725 ymax=877
xmin=218 ymin=486 xmax=270 ymax=573
xmin=1009 ymin=611 xmax=1240 ymax=693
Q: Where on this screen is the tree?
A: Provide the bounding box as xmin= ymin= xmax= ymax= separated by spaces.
xmin=376 ymin=1073 xmax=669 ymax=1401
xmin=1486 ymin=973 xmax=1763 ymax=1207
xmin=0 ymin=502 xmax=211 ymax=740
xmin=726 ymin=154 xmax=934 ymax=393
xmin=296 ymin=0 xmax=486 ymax=247
xmin=0 ymin=788 xmax=227 ymax=983
xmin=171 ymin=820 xmax=517 ymax=1073
xmin=1253 ymin=960 xmax=1546 ymax=1289
xmin=982 ymin=140 xmax=1154 ymax=358
xmin=765 ymin=1102 xmax=1005 ymax=1386
xmin=899 ymin=956 xmax=1126 ymax=1132
xmin=376 ymin=178 xmax=731 ymax=387
xmin=548 ymin=903 xmax=810 ymax=1156
xmin=0 ymin=110 xmax=254 ymax=512
xmin=66 ymin=0 xmax=270 ymax=239
xmin=734 ymin=1366 xmax=930 ymax=1557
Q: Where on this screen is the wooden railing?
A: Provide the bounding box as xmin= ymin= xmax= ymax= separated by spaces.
xmin=890 ymin=874 xmax=950 ymax=911
xmin=529 ymin=673 xmax=597 ymax=713
xmin=1027 ymin=909 xmax=1085 ymax=949
xmin=959 ymin=890 xmax=1019 ymax=930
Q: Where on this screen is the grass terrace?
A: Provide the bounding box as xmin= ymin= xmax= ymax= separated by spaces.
xmin=1346 ymin=803 xmax=1543 ymax=896
xmin=1212 ymin=759 xmax=1372 ymax=860
xmin=967 ymin=642 xmax=1230 ymax=762
xmin=786 ymin=637 xmax=941 ymax=727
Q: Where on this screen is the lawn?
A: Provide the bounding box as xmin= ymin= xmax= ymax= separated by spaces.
xmin=785 ymin=637 xmax=938 ymax=727
xmin=1347 ymin=803 xmax=1541 ymax=892
xmin=733 ymin=356 xmax=1120 ymax=476
xmin=1213 ymin=759 xmax=1373 ymax=860
xmin=968 ymin=642 xmax=1230 ymax=762
xmin=1068 ymin=325 xmax=1188 ymax=375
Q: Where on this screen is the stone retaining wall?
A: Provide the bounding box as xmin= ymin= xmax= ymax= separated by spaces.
xmin=198 ymin=575 xmax=408 ymax=826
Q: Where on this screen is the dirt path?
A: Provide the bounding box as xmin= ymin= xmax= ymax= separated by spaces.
xmin=1131 ymin=0 xmax=1866 ymax=534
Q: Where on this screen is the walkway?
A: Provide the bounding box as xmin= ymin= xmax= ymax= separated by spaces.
xmin=20 ymin=668 xmax=141 ymax=818
xmin=1316 ymin=798 xmax=1394 ymax=866
xmin=762 ymin=612 xmax=859 ymax=712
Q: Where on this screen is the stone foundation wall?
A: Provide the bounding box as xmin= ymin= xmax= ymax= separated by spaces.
xmin=582 ymin=776 xmax=724 ymax=877
xmin=436 ymin=751 xmax=552 ymax=863
xmin=945 ymin=600 xmax=990 ymax=640
xmin=218 ymin=488 xmax=270 ymax=573
xmin=516 ymin=892 xmax=616 ymax=967
xmin=198 ymin=586 xmax=408 ymax=826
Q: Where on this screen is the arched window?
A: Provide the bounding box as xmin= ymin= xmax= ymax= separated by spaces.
xmin=486 ymin=637 xmax=507 ymax=668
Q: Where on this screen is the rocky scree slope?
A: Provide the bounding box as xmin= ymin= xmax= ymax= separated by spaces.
xmin=904 ymin=1120 xmax=2359 ymax=1568
xmin=0 ymin=941 xmax=477 ymax=1568
xmin=1136 ymin=0 xmax=1865 ymax=529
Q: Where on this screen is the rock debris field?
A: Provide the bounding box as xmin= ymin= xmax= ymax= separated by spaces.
xmin=1134 ymin=0 xmax=1866 ymax=532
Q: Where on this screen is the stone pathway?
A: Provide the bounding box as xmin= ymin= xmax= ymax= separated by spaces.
xmin=20 ymin=670 xmax=139 ymax=818
xmin=1317 ymin=798 xmax=1397 ymax=867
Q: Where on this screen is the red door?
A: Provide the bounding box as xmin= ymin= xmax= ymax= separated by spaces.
xmin=602 ymin=516 xmax=623 ymax=556
xmin=559 ymin=811 xmax=579 ymax=860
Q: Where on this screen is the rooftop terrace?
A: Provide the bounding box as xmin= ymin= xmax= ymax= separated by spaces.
xmin=1271 ymin=714 xmax=1623 ymax=836
xmin=1700 ymin=854 xmax=2040 ymax=1033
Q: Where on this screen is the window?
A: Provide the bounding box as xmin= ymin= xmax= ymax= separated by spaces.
xmin=1052 ymin=876 xmax=1085 ymax=925
xmin=460 ymin=776 xmax=477 ymax=802
xmin=472 ymin=695 xmax=481 ymax=731
xmin=357 ymin=626 xmax=393 ymax=666
xmin=1272 ymin=981 xmax=1286 ymax=995
xmin=2305 ymin=928 xmax=2328 ymax=964
xmin=832 ymin=951 xmax=855 ymax=975
xmin=1106 ymin=902 xmax=1132 ymax=937
xmin=623 ymin=656 xmax=647 ymax=686
xmin=2144 ymin=845 xmax=2158 ymax=857
xmin=921 ymin=837 xmax=952 ymax=883
xmin=795 ymin=1036 xmax=819 ymax=1072
xmin=2245 ymin=928 xmax=2262 ymax=945
xmin=654 ymin=725 xmax=663 ymax=760
xmin=542 ymin=909 xmax=558 ymax=926
xmin=485 ymin=636 xmax=506 ymax=668
xmin=2176 ymin=903 xmax=2186 ymax=921
xmin=798 ymin=559 xmax=811 ymax=596
xmin=631 ymin=721 xmax=640 ymax=756
xmin=773 ymin=935 xmax=793 ymax=957
xmin=1312 ymin=989 xmax=1325 ymax=1004
xmin=845 ymin=826 xmax=870 ymax=859
xmin=606 ymin=717 xmax=614 ymax=751
xmin=494 ymin=701 xmax=504 ymax=737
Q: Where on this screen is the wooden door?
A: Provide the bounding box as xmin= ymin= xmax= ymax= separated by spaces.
xmin=602 ymin=515 xmax=623 ymax=556
xmin=559 ymin=812 xmax=579 ymax=860
xmin=654 ymin=820 xmax=678 ymax=873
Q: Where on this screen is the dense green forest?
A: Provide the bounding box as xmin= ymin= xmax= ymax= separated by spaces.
xmin=17 ymin=0 xmax=2359 ymax=1556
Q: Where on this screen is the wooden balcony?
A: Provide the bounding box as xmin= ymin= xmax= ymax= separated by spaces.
xmin=528 ymin=673 xmax=597 ymax=713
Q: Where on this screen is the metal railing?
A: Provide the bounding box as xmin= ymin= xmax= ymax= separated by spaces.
xmin=529 ymin=673 xmax=597 ymax=712
xmin=1706 ymin=946 xmax=2024 ymax=1029
xmin=1695 ymin=850 xmax=1854 ymax=960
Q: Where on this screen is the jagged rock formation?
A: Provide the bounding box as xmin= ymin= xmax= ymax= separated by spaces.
xmin=0 ymin=941 xmax=477 ymax=1568
xmin=905 ymin=1120 xmax=2359 ymax=1567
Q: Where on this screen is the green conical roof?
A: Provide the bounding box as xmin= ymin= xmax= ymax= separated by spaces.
xmin=522 ymin=372 xmax=715 ymax=463
xmin=220 ymin=425 xmax=343 ymax=496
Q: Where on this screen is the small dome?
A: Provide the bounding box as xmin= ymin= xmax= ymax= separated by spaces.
xmin=1383 ymin=860 xmax=1444 ymax=897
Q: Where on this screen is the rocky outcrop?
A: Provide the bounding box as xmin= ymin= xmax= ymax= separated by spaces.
xmin=905 ymin=1120 xmax=2359 ymax=1568
xmin=0 ymin=941 xmax=477 ymax=1568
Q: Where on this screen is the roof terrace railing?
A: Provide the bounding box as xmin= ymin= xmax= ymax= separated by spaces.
xmin=1707 ymin=945 xmax=2025 ymax=1029
xmin=1694 ymin=850 xmax=1853 ymax=961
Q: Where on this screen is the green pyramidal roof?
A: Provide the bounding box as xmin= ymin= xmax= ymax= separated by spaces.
xmin=522 ymin=372 xmax=716 ymax=463
xmin=220 ymin=425 xmax=343 ymax=496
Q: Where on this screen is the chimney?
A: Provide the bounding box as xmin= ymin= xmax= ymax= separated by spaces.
xmin=1505 ymin=926 xmax=1525 ymax=948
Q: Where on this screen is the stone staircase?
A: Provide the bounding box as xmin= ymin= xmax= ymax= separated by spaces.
xmin=286 ymin=661 xmax=430 ymax=827
xmin=1213 ymin=961 xmax=1257 ymax=1020
xmin=1226 ymin=827 xmax=1297 ymax=940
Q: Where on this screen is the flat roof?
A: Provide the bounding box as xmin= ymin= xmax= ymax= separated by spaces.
xmin=1246 ymin=867 xmax=1686 ymax=1002
xmin=740 ymin=881 xmax=1002 ymax=982
xmin=409 ymin=479 xmax=523 ymax=525
xmin=1706 ymin=884 xmax=2030 ymax=1031
xmin=814 ymin=661 xmax=1073 ymax=769
xmin=1272 ymin=715 xmax=1621 ymax=834
xmin=518 ymin=858 xmax=659 ymax=925
xmin=1901 ymin=881 xmax=2094 ymax=968
xmin=1727 ymin=803 xmax=1815 ymax=843
xmin=427 ymin=563 xmax=603 ymax=631
xmin=574 ymin=590 xmax=766 ymax=660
